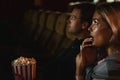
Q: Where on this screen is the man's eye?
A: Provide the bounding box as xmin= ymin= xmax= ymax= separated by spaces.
xmin=70 ymin=15 xmax=76 ymax=20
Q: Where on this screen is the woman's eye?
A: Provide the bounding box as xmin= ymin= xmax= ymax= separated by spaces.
xmin=92 ymin=20 xmax=99 ymax=25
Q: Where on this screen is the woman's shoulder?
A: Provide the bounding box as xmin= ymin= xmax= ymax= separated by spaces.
xmin=92 ymin=53 xmax=120 ymax=79
xmin=95 ymin=53 xmax=120 ymax=69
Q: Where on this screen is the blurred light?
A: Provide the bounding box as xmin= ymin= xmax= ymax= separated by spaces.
xmin=115 ymin=0 xmax=120 ymax=1
xmin=107 ymin=0 xmax=114 ymax=2
xmin=93 ymin=0 xmax=99 ymax=3
xmin=69 ymin=1 xmax=81 ymax=6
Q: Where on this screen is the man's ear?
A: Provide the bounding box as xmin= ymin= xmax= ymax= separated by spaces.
xmin=81 ymin=22 xmax=89 ymax=29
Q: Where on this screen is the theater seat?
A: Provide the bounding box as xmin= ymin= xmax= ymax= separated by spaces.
xmin=38 ymin=12 xmax=60 ymax=50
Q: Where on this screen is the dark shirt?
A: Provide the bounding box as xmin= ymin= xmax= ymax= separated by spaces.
xmin=55 ymin=38 xmax=83 ymax=80
xmin=41 ymin=38 xmax=83 ymax=80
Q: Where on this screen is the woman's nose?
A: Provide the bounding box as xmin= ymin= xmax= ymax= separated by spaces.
xmin=88 ymin=25 xmax=92 ymax=32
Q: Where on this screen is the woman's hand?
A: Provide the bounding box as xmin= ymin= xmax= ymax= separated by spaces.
xmin=76 ymin=52 xmax=85 ymax=80
xmin=76 ymin=38 xmax=98 ymax=80
xmin=81 ymin=38 xmax=97 ymax=66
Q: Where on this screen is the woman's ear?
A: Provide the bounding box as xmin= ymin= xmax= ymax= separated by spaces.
xmin=81 ymin=22 xmax=89 ymax=29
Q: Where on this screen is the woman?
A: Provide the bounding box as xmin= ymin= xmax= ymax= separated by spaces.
xmin=76 ymin=2 xmax=120 ymax=80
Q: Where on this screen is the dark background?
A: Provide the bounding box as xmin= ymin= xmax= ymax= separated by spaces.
xmin=0 ymin=0 xmax=95 ymax=21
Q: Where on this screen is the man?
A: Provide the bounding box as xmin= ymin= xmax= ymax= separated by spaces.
xmin=41 ymin=2 xmax=96 ymax=80
xmin=55 ymin=2 xmax=96 ymax=80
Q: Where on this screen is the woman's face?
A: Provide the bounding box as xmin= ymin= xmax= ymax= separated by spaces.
xmin=89 ymin=11 xmax=112 ymax=47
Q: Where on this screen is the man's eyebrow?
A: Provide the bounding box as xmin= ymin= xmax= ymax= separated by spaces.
xmin=69 ymin=14 xmax=75 ymax=16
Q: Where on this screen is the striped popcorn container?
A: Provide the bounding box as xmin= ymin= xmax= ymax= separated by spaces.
xmin=12 ymin=56 xmax=36 ymax=80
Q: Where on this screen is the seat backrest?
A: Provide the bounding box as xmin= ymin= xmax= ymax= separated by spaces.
xmin=33 ymin=11 xmax=51 ymax=42
xmin=44 ymin=13 xmax=68 ymax=58
xmin=53 ymin=13 xmax=70 ymax=53
xmin=55 ymin=12 xmax=67 ymax=35
xmin=38 ymin=12 xmax=60 ymax=49
xmin=21 ymin=9 xmax=39 ymax=45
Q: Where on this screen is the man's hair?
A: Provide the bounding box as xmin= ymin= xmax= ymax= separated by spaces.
xmin=71 ymin=2 xmax=96 ymax=26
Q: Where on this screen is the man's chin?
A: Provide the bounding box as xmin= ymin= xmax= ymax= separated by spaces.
xmin=68 ymin=31 xmax=79 ymax=35
xmin=68 ymin=31 xmax=74 ymax=34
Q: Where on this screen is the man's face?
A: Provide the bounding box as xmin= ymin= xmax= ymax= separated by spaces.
xmin=67 ymin=8 xmax=82 ymax=35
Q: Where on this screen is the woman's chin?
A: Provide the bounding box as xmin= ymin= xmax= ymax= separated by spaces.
xmin=92 ymin=42 xmax=97 ymax=47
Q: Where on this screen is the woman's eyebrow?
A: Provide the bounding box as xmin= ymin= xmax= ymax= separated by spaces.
xmin=92 ymin=18 xmax=99 ymax=20
xmin=92 ymin=18 xmax=101 ymax=22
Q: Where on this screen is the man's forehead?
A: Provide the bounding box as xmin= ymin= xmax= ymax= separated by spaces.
xmin=72 ymin=8 xmax=81 ymax=13
xmin=70 ymin=9 xmax=81 ymax=17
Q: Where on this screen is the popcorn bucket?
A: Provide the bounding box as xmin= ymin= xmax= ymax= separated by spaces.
xmin=12 ymin=57 xmax=36 ymax=80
